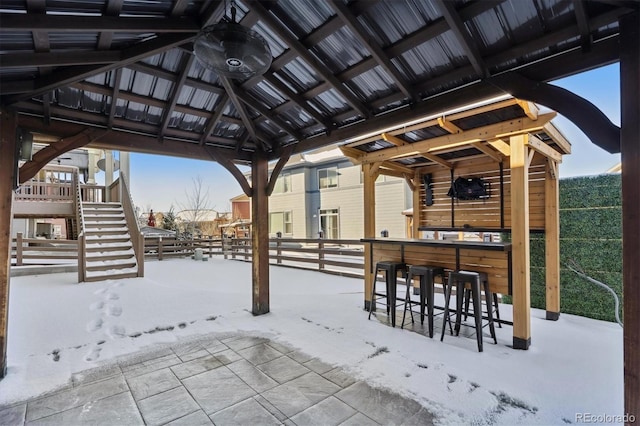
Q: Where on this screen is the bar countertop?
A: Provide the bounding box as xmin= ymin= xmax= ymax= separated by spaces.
xmin=360 ymin=237 xmax=512 ymax=252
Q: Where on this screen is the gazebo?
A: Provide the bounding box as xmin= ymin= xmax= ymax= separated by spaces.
xmin=0 ymin=0 xmax=637 ymax=415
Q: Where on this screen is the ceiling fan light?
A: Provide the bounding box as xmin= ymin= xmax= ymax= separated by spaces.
xmin=194 ymin=22 xmax=273 ymax=80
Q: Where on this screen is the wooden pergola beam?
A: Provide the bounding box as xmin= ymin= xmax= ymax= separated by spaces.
xmin=471 ymin=142 xmax=503 ymax=162
xmin=526 ymin=134 xmax=563 ymax=162
xmin=382 ymin=133 xmax=453 ymax=169
xmin=159 ymin=55 xmax=195 ymax=139
xmin=361 ymin=113 xmax=555 ymax=164
xmin=516 ymin=100 xmax=539 ymax=120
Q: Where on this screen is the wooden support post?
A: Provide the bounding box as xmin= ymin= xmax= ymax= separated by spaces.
xmin=363 ymin=163 xmax=377 ymax=311
xmin=16 ymin=233 xmax=23 ymax=266
xmin=77 ymin=234 xmax=86 ymax=282
xmin=620 ymin=10 xmax=640 ymax=421
xmin=545 ymin=160 xmax=560 ymax=320
xmin=1 ymin=109 xmax=17 ymax=378
xmin=318 ymin=241 xmax=325 ymax=271
xmin=510 ymin=134 xmax=531 ymax=349
xmin=251 ymin=153 xmax=269 ymax=315
xmin=412 ymin=171 xmax=421 ymax=239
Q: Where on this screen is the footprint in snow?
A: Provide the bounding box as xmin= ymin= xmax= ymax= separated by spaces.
xmin=104 ymin=292 xmax=119 ymax=301
xmin=106 ymin=304 xmax=122 ymax=317
xmin=89 ymin=301 xmax=104 ymax=311
xmin=93 ymin=288 xmax=108 ymax=295
xmin=107 ymin=325 xmax=126 ymax=339
xmin=86 ymin=318 xmax=103 ymax=332
xmin=84 ymin=346 xmax=102 ymax=362
xmin=51 ymin=349 xmax=60 ymax=362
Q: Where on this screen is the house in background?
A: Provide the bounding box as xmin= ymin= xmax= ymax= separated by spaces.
xmin=236 ymin=144 xmax=412 ymax=240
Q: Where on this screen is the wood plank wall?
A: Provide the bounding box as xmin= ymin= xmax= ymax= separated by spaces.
xmin=417 ymin=155 xmax=547 ymax=230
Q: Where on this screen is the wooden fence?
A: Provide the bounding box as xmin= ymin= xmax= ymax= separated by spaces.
xmin=11 ymin=235 xmax=366 ymax=278
xmin=144 ymin=236 xmax=365 ymax=278
xmin=11 ymin=233 xmax=78 ymax=266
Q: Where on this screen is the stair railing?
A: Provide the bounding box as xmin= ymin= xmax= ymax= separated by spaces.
xmin=73 ymin=168 xmax=87 ymax=282
xmin=118 ymin=171 xmax=144 ymax=277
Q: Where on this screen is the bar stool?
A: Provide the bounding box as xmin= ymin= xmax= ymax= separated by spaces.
xmin=440 ymin=270 xmax=497 ymax=352
xmin=464 ymin=289 xmax=502 ymax=328
xmin=368 ymin=261 xmax=406 ymax=327
xmin=400 ymin=265 xmax=447 ymax=338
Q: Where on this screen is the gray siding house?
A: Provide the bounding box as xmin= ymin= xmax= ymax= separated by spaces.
xmin=265 ymin=145 xmax=411 ymax=239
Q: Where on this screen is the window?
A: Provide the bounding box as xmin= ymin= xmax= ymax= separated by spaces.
xmin=269 ymin=211 xmax=293 ymax=235
xmin=272 ymin=172 xmax=291 ymax=194
xmin=319 ymin=209 xmax=339 ymax=239
xmin=318 ymin=167 xmax=338 ymax=189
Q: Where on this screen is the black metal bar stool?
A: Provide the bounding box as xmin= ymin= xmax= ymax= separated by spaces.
xmin=400 ymin=265 xmax=447 ymax=337
xmin=464 ymin=289 xmax=502 ymax=328
xmin=368 ymin=261 xmax=406 ymax=327
xmin=440 ymin=270 xmax=497 ymax=352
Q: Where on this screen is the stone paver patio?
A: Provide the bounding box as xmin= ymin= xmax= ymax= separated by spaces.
xmin=0 ymin=332 xmax=435 ymax=426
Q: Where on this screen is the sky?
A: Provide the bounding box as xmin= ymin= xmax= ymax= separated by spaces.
xmin=2 ymin=258 xmax=624 ymax=424
xmin=126 ymin=64 xmax=621 ymax=214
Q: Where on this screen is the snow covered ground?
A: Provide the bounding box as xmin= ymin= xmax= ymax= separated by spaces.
xmin=2 ymin=258 xmax=624 ymax=425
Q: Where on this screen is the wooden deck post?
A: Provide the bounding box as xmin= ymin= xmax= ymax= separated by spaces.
xmin=0 ymin=109 xmax=17 ymax=378
xmin=620 ymin=10 xmax=640 ymax=420
xmin=412 ymin=170 xmax=421 ymax=238
xmin=545 ymin=160 xmax=560 ymax=320
xmin=251 ymin=153 xmax=270 ymax=315
xmin=510 ymin=134 xmax=531 ymax=349
xmin=363 ymin=163 xmax=377 ymax=311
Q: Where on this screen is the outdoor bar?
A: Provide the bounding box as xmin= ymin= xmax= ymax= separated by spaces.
xmin=341 ymin=98 xmax=570 ymax=349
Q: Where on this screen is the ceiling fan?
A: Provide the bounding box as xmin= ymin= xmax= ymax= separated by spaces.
xmin=193 ymin=1 xmax=272 ymax=80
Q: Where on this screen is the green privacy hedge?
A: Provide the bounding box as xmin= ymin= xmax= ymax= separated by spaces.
xmin=503 ymin=174 xmax=622 ymax=323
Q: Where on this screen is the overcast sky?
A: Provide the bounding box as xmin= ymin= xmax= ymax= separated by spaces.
xmin=125 ymin=63 xmax=621 ymax=213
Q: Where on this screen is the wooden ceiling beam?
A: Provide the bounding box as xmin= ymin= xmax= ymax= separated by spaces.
xmin=107 ymin=68 xmax=122 ymax=129
xmin=97 ymin=0 xmax=124 ymax=50
xmin=219 ymin=77 xmax=258 ymax=142
xmin=516 ymin=99 xmax=539 ymax=120
xmin=488 ymin=139 xmax=511 ymax=156
xmin=382 ymin=133 xmax=453 ymax=169
xmin=435 ymin=0 xmax=489 ymax=78
xmin=1 ymin=50 xmax=121 ymax=68
xmin=573 ymin=0 xmax=592 ymax=51
xmin=251 ymin=1 xmax=370 ymax=118
xmin=200 ymin=95 xmax=228 ymax=145
xmin=361 ymin=113 xmax=555 ymax=164
xmin=159 ymin=55 xmax=194 ymax=139
xmin=437 ymin=116 xmax=463 ymax=134
xmin=0 ymin=14 xmax=200 ymax=32
xmin=344 ymin=98 xmax=518 ymax=148
xmin=526 ymin=134 xmax=563 ymax=162
xmin=328 ymin=0 xmax=415 ymax=102
xmin=542 ymin=123 xmax=572 ymax=155
xmin=470 ymin=142 xmax=503 ymax=162
xmin=3 ymin=33 xmax=197 ymax=102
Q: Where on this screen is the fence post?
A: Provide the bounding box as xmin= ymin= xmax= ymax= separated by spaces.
xmin=77 ymin=234 xmax=85 ymax=282
xmin=244 ymin=238 xmax=248 ymax=261
xmin=277 ymin=233 xmax=282 ymax=264
xmin=16 ymin=233 xmax=23 ymax=266
xmin=232 ymin=238 xmax=236 ymax=260
xmin=318 ymin=240 xmax=325 ymax=271
xmin=158 ymin=236 xmax=163 ymax=261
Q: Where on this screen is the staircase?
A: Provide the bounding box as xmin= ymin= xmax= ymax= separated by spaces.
xmin=81 ymin=202 xmax=139 ymax=282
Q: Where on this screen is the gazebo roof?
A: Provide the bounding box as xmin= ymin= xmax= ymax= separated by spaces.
xmin=1 ymin=0 xmax=633 ymax=166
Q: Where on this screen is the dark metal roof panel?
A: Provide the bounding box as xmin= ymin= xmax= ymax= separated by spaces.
xmin=279 ymin=58 xmax=321 ymax=92
xmin=349 ymin=66 xmax=397 ymax=103
xmin=275 ymin=0 xmax=335 ymax=34
xmin=311 ymin=27 xmax=368 ymax=74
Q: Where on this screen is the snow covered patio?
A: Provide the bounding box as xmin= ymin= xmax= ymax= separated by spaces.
xmin=0 ymin=258 xmax=624 ymax=425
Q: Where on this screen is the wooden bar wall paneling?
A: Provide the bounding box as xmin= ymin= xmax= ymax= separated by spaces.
xmin=620 ymin=10 xmax=640 ymax=421
xmin=363 ymin=163 xmax=377 ymax=311
xmin=545 ymin=160 xmax=561 ymax=320
xmin=251 ymin=153 xmax=270 ymax=315
xmin=0 ymin=109 xmax=17 ymax=378
xmin=510 ymin=134 xmax=531 ymax=350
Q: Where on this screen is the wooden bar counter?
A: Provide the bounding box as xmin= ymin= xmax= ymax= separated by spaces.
xmin=361 ymin=237 xmax=514 ymax=326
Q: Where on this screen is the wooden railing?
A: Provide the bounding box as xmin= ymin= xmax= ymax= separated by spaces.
xmin=144 ymin=236 xmax=365 ymax=278
xmin=118 ymin=173 xmax=144 ymax=278
xmin=15 ymin=164 xmax=105 ymax=203
xmin=11 ymin=233 xmax=78 ymax=266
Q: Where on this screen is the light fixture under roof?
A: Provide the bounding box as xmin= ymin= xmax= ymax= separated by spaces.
xmin=193 ymin=1 xmax=272 ymax=80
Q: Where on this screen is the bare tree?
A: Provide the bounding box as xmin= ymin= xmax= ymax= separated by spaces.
xmin=177 ymin=176 xmax=214 ymax=237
